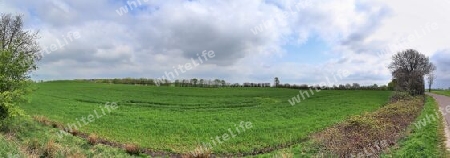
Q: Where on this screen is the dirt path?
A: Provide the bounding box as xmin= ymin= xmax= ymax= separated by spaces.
xmin=427 ymin=92 xmax=450 ymax=149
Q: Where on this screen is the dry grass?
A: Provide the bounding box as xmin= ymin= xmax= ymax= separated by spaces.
xmin=275 ymin=151 xmax=294 ymax=158
xmin=87 ymin=134 xmax=98 ymax=145
xmin=313 ymin=97 xmax=424 ymax=157
xmin=43 ymin=139 xmax=59 ymax=158
xmin=33 ymin=115 xmax=64 ymax=129
xmin=33 ymin=115 xmax=52 ymax=126
xmin=182 ymin=146 xmax=212 ymax=158
xmin=67 ymin=151 xmax=86 ymax=158
xmin=124 ymin=143 xmax=140 ymax=155
xmin=26 ymin=138 xmax=41 ymax=152
xmin=70 ymin=129 xmax=80 ymax=136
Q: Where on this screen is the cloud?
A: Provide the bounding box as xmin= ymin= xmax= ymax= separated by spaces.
xmin=431 ymin=50 xmax=450 ymax=88
xmin=2 ymin=0 xmax=448 ymax=88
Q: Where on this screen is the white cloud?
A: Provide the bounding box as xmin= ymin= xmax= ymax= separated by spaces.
xmin=2 ymin=0 xmax=448 ymax=87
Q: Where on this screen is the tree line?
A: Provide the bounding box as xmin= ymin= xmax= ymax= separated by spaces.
xmin=75 ymin=78 xmax=272 ymax=88
xmin=274 ymin=83 xmax=393 ymax=91
xmin=71 ymin=78 xmax=393 ymax=90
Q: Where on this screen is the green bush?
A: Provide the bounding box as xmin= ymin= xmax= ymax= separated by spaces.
xmin=0 ymin=14 xmax=41 ymax=122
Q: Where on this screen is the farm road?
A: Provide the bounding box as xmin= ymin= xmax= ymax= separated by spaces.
xmin=427 ymin=92 xmax=450 ymax=149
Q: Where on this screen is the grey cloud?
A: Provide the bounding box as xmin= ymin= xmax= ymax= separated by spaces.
xmin=4 ymin=0 xmax=406 ymax=85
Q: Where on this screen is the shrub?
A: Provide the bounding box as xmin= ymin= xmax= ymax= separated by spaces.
xmin=0 ymin=14 xmax=40 ymax=121
xmin=389 ymin=91 xmax=413 ymax=103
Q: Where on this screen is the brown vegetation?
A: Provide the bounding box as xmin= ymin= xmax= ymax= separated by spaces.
xmin=124 ymin=143 xmax=140 ymax=155
xmin=87 ymin=134 xmax=98 ymax=145
xmin=43 ymin=140 xmax=59 ymax=158
xmin=314 ymin=96 xmax=424 ymax=157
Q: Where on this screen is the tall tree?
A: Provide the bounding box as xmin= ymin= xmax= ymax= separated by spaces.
xmin=274 ymin=77 xmax=279 ymax=87
xmin=427 ymin=73 xmax=436 ymax=92
xmin=426 ymin=64 xmax=437 ymax=92
xmin=199 ymin=79 xmax=204 ymax=87
xmin=220 ymin=80 xmax=226 ymax=87
xmin=190 ymin=78 xmax=198 ymax=87
xmin=0 ymin=14 xmax=40 ymax=120
xmin=388 ymin=49 xmax=434 ymax=95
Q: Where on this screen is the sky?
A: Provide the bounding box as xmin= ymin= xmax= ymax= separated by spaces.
xmin=1 ymin=0 xmax=449 ymax=88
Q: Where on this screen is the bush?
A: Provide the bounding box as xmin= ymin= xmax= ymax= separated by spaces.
xmin=1 ymin=13 xmax=41 ymax=122
xmin=389 ymin=91 xmax=413 ymax=103
xmin=0 ymin=90 xmax=27 ymax=121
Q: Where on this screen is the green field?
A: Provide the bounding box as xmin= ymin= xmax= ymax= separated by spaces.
xmin=20 ymin=81 xmax=392 ymax=154
xmin=433 ymin=90 xmax=450 ymax=97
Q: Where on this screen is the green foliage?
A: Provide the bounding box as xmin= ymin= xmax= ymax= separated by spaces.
xmin=19 ymin=81 xmax=392 ymax=154
xmin=0 ymin=87 xmax=28 ymax=120
xmin=0 ymin=13 xmax=40 ymax=121
xmin=387 ymin=79 xmax=396 ymax=91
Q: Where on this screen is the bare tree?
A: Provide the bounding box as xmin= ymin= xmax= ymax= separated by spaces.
xmin=427 ymin=73 xmax=436 ymax=92
xmin=426 ymin=64 xmax=437 ymax=92
xmin=0 ymin=14 xmax=40 ymax=59
xmin=388 ymin=49 xmax=434 ymax=95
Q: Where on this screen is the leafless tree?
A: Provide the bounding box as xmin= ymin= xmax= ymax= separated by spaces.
xmin=0 ymin=13 xmax=40 ymax=60
xmin=426 ymin=64 xmax=437 ymax=92
xmin=388 ymin=49 xmax=434 ymax=95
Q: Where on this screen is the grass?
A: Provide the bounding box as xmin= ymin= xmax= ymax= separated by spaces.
xmin=0 ymin=134 xmax=23 ymax=157
xmin=0 ymin=116 xmax=144 ymax=157
xmin=382 ymin=96 xmax=448 ymax=157
xmin=256 ymin=95 xmax=428 ymax=157
xmin=19 ymin=81 xmax=392 ymax=154
xmin=433 ymin=90 xmax=450 ymax=97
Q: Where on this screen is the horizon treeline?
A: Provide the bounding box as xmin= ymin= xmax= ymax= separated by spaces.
xmin=37 ymin=78 xmax=395 ymax=90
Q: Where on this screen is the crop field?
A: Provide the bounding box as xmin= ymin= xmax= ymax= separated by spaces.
xmin=20 ymin=81 xmax=392 ymax=154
